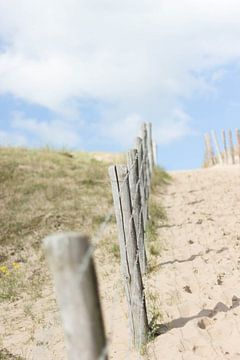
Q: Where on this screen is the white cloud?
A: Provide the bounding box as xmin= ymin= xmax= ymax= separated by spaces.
xmin=1 ymin=0 xmax=240 ymax=146
xmin=99 ymin=113 xmax=143 ymax=148
xmin=0 ymin=129 xmax=27 ymax=147
xmin=154 ymin=109 xmax=194 ymax=145
xmin=10 ymin=112 xmax=82 ymax=148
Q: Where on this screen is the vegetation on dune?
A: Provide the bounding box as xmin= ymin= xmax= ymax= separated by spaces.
xmin=0 ymin=147 xmax=119 ymax=302
xmin=0 ymin=149 xmax=170 ymax=304
xmin=0 ymin=148 xmax=115 ymax=247
xmin=0 ymin=148 xmax=171 ymax=359
xmin=151 ymin=166 xmax=172 ymax=191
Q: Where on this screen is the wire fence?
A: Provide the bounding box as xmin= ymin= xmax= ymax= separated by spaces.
xmin=43 ymin=122 xmax=158 ymax=359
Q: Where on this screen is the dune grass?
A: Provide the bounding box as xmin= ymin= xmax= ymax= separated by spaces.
xmin=0 ymin=147 xmax=123 ymax=303
xmin=0 ymin=149 xmax=170 ymax=302
xmin=0 ymin=148 xmax=170 ymax=359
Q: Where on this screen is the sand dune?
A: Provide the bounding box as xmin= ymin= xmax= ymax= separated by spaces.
xmin=2 ymin=164 xmax=240 ymax=359
xmin=145 ymin=166 xmax=240 ymax=359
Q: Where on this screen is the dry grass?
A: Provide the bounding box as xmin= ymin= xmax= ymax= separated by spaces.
xmin=0 ymin=147 xmax=121 ymax=304
xmin=0 ymin=148 xmax=169 ymax=359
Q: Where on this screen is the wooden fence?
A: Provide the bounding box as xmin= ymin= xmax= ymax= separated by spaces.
xmin=204 ymin=129 xmax=240 ymax=167
xmin=108 ymin=122 xmax=156 ymax=349
xmin=43 ymin=122 xmax=157 ymax=359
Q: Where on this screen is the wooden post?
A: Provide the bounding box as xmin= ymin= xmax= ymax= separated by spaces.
xmin=127 ymin=149 xmax=147 ymax=275
xmin=204 ymin=133 xmax=215 ymax=166
xmin=211 ymin=130 xmax=223 ymax=164
xmin=135 ymin=137 xmax=147 ymax=230
xmin=141 ymin=123 xmax=149 ymax=191
xmin=228 ymin=129 xmax=235 ymax=164
xmin=43 ymin=233 xmax=107 ymax=360
xmin=221 ymin=130 xmax=228 ymax=164
xmin=236 ymin=129 xmax=240 ymax=164
xmin=152 ymin=141 xmax=157 ymax=166
xmin=204 ymin=134 xmax=208 ymax=166
xmin=141 ymin=123 xmax=150 ymax=220
xmin=146 ymin=122 xmax=154 ymax=175
xmin=108 ymin=165 xmax=148 ymax=349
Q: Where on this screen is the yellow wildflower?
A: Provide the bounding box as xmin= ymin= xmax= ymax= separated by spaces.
xmin=13 ymin=262 xmax=21 ymax=270
xmin=0 ymin=265 xmax=9 ymax=275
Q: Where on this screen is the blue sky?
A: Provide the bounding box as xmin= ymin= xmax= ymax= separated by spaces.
xmin=1 ymin=1 xmax=240 ymax=170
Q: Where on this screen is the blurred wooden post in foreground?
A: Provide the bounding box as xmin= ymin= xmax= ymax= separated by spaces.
xmin=43 ymin=233 xmax=107 ymax=360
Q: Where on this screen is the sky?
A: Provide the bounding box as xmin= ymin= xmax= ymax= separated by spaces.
xmin=1 ymin=1 xmax=240 ymax=170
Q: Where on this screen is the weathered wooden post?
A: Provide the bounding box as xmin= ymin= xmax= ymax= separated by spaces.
xmin=153 ymin=141 xmax=158 ymax=166
xmin=135 ymin=137 xmax=147 ymax=230
xmin=204 ymin=133 xmax=215 ymax=166
xmin=146 ymin=122 xmax=154 ymax=175
xmin=108 ymin=165 xmax=148 ymax=349
xmin=228 ymin=129 xmax=235 ymax=164
xmin=43 ymin=233 xmax=107 ymax=360
xmin=236 ymin=129 xmax=240 ymax=164
xmin=211 ymin=130 xmax=223 ymax=164
xmin=221 ymin=130 xmax=228 ymax=164
xmin=204 ymin=134 xmax=209 ymax=166
xmin=127 ymin=149 xmax=147 ymax=275
xmin=141 ymin=123 xmax=150 ymax=222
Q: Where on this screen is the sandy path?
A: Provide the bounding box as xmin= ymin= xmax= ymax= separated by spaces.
xmin=147 ymin=166 xmax=240 ymax=359
xmin=3 ymin=165 xmax=240 ymax=359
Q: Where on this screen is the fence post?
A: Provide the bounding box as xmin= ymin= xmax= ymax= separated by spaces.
xmin=221 ymin=130 xmax=228 ymax=164
xmin=141 ymin=123 xmax=150 ymax=222
xmin=204 ymin=134 xmax=209 ymax=166
xmin=43 ymin=233 xmax=107 ymax=360
xmin=228 ymin=129 xmax=235 ymax=164
xmin=204 ymin=133 xmax=215 ymax=166
xmin=211 ymin=130 xmax=223 ymax=164
xmin=146 ymin=122 xmax=154 ymax=175
xmin=135 ymin=137 xmax=147 ymax=230
xmin=152 ymin=141 xmax=158 ymax=166
xmin=127 ymin=149 xmax=147 ymax=275
xmin=236 ymin=129 xmax=240 ymax=164
xmin=108 ymin=165 xmax=148 ymax=349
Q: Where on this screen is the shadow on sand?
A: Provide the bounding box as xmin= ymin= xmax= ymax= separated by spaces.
xmin=152 ymin=246 xmax=228 ymax=270
xmin=151 ymin=295 xmax=240 ymax=337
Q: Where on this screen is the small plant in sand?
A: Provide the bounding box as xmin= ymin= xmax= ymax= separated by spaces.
xmin=151 ymin=166 xmax=172 ymax=193
xmin=0 ymin=348 xmax=24 ymax=360
xmin=0 ymin=262 xmax=24 ymax=302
